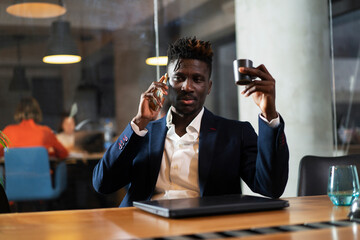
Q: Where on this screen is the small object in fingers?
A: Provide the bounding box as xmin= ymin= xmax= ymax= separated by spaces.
xmin=162 ymin=73 xmax=168 ymax=84
xmin=150 ymin=73 xmax=168 ymax=111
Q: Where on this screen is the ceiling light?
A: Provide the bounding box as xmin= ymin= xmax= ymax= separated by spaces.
xmin=43 ymin=55 xmax=81 ymax=64
xmin=146 ymin=56 xmax=168 ymax=66
xmin=6 ymin=0 xmax=66 ymax=19
xmin=43 ymin=20 xmax=81 ymax=64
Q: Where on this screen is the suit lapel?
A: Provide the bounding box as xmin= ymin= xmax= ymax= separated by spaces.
xmin=198 ymin=108 xmax=217 ymax=196
xmin=149 ymin=117 xmax=167 ymax=194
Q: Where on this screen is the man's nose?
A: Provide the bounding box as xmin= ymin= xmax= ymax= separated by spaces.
xmin=181 ymin=79 xmax=194 ymax=91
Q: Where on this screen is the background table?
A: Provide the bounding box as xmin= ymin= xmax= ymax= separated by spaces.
xmin=0 ymin=195 xmax=358 ymax=240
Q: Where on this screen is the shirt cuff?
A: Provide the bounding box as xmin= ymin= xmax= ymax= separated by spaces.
xmin=259 ymin=113 xmax=280 ymax=128
xmin=130 ymin=121 xmax=148 ymax=137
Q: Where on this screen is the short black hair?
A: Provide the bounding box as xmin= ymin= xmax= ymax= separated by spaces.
xmin=167 ymin=36 xmax=213 ymax=77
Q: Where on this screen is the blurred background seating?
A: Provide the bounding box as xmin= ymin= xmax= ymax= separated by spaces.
xmin=297 ymin=154 xmax=360 ymax=196
xmin=4 ymin=147 xmax=67 ymax=211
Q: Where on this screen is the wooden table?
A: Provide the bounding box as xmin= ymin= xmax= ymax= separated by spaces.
xmin=0 ymin=195 xmax=358 ymax=240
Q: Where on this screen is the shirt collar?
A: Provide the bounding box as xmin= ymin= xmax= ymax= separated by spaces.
xmin=166 ymin=106 xmax=204 ymax=135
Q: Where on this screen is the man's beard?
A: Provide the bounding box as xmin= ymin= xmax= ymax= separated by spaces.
xmin=168 ymin=86 xmax=199 ymax=117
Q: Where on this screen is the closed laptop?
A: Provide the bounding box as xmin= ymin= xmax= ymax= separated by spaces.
xmin=133 ymin=194 xmax=289 ymax=218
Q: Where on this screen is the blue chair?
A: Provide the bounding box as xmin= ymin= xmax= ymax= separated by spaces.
xmin=4 ymin=147 xmax=67 ymax=201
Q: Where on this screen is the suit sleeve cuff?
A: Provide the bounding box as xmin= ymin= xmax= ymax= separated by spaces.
xmin=259 ymin=113 xmax=280 ymax=128
xmin=130 ymin=121 xmax=148 ymax=137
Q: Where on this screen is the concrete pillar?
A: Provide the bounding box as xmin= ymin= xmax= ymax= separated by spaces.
xmin=235 ymin=0 xmax=333 ymax=197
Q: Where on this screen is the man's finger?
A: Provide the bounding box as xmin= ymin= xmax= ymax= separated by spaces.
xmin=144 ymin=93 xmax=163 ymax=109
xmin=257 ymin=64 xmax=271 ymax=75
xmin=243 ymin=80 xmax=274 ymax=89
xmin=159 ymin=73 xmax=168 ymax=84
xmin=150 ymin=82 xmax=168 ymax=97
xmin=239 ymin=65 xmax=274 ymax=81
xmin=241 ymin=81 xmax=274 ymax=96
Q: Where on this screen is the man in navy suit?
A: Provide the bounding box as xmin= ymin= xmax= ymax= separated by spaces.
xmin=93 ymin=37 xmax=289 ymax=207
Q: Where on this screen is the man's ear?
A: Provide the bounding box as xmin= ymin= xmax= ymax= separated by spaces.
xmin=207 ymin=80 xmax=212 ymax=95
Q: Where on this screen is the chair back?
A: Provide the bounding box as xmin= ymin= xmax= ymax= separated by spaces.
xmin=297 ymin=154 xmax=360 ymax=196
xmin=4 ymin=147 xmax=67 ymax=201
xmin=0 ymin=183 xmax=10 ymax=213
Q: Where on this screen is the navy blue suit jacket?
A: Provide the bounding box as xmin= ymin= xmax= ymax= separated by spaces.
xmin=93 ymin=108 xmax=289 ymax=207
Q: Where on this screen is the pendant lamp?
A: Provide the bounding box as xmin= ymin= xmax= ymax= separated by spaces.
xmin=43 ymin=20 xmax=81 ymax=64
xmin=6 ymin=0 xmax=66 ymax=19
xmin=9 ymin=38 xmax=29 ymax=91
xmin=9 ymin=66 xmax=29 ymax=91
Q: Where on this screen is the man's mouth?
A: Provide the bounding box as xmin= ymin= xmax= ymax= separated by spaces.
xmin=180 ymin=99 xmax=195 ymax=105
xmin=179 ymin=96 xmax=196 ymax=105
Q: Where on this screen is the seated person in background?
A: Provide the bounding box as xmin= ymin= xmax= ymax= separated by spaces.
xmin=0 ymin=97 xmax=68 ymax=159
xmin=56 ymin=113 xmax=76 ymax=152
xmin=93 ymin=36 xmax=289 ymax=207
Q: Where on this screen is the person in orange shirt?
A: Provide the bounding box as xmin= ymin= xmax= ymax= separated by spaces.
xmin=0 ymin=97 xmax=68 ymax=159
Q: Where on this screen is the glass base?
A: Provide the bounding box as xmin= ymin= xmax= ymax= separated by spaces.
xmin=329 ymin=193 xmax=358 ymax=206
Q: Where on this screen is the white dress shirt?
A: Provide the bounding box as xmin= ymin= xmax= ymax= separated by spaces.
xmin=151 ymin=107 xmax=204 ymax=200
xmin=130 ymin=108 xmax=280 ymax=200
